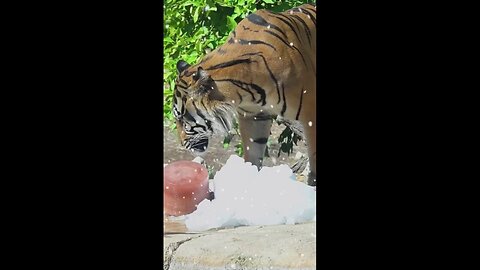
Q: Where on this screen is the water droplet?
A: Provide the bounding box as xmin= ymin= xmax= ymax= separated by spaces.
xmin=289 ymin=10 xmax=293 ymax=14
xmin=182 ymin=196 xmax=185 ymax=199
xmin=307 ymin=15 xmax=311 ymax=19
xmin=246 ymin=146 xmax=250 ymax=151
xmin=243 ymin=112 xmax=247 ymax=117
xmin=249 ymin=138 xmax=254 ymax=142
xmin=308 ymin=121 xmax=313 ymax=126
xmin=290 ymin=42 xmax=294 ymax=46
xmin=194 ymin=197 xmax=196 ymax=200
xmin=248 ymin=42 xmax=251 ymax=45
xmin=192 ymin=192 xmax=195 ymax=194
xmin=260 ymin=109 xmax=263 ymax=112
xmin=253 ymin=117 xmax=257 ymax=120
xmin=303 ymin=90 xmax=307 ymax=94
xmin=166 ymin=186 xmax=169 ymax=189
xmin=234 ymin=39 xmax=238 ymax=43
xmin=232 ymin=100 xmax=235 ymax=103
xmin=267 ymin=25 xmax=271 ymax=29
xmin=279 ymin=56 xmax=282 ymax=60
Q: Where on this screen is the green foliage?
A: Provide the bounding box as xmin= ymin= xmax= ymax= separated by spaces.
xmin=277 ymin=124 xmax=302 ymax=157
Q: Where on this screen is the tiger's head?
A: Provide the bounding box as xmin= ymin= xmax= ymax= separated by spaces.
xmin=172 ymin=60 xmax=235 ymax=155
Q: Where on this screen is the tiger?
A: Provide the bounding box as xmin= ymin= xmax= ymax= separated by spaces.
xmin=172 ymin=3 xmax=317 ymax=186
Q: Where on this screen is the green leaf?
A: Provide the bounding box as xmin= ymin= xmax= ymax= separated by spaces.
xmin=263 ymin=0 xmax=274 ymax=4
xmin=226 ymin=15 xmax=237 ymax=30
xmin=193 ymin=7 xmax=200 ymax=23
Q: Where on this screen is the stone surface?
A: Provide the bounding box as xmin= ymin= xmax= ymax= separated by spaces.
xmin=164 ymin=222 xmax=316 ymax=270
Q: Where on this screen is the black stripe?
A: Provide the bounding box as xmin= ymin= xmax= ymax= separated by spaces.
xmin=300 ymin=9 xmax=316 ymax=26
xmin=183 ymin=110 xmax=196 ymax=122
xmin=241 ymin=52 xmax=281 ymax=104
xmin=296 ymin=88 xmax=304 ymax=120
xmin=215 ymin=79 xmax=266 ymax=105
xmin=250 ymin=84 xmax=267 ymax=106
xmin=281 ymin=83 xmax=287 ymax=116
xmin=197 ymin=101 xmax=213 ymax=131
xmin=253 ymin=137 xmax=268 ymax=144
xmin=304 ymin=6 xmax=316 ymax=14
xmin=236 ymin=39 xmax=277 ymax=51
xmin=266 ymin=13 xmax=303 ymax=46
xmin=264 ymin=30 xmax=290 ymax=48
xmin=291 ymin=14 xmax=312 ymax=46
xmin=191 ymin=101 xmax=206 ymax=120
xmin=179 ymin=78 xmax=188 ymax=85
xmin=175 ymin=89 xmax=181 ymax=98
xmin=265 ymin=30 xmax=308 ymax=67
xmin=241 ymin=25 xmax=259 ymax=32
xmin=246 ymin=13 xmax=289 ymax=41
xmin=236 ymin=91 xmax=243 ymax=104
xmin=252 ymin=113 xmax=272 ymax=121
xmin=275 ymin=12 xmax=301 ymax=32
xmin=200 ymin=98 xmax=209 ymax=112
xmin=205 ymin=59 xmax=255 ymax=70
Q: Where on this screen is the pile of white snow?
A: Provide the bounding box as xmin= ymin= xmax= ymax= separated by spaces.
xmin=185 ymin=155 xmax=316 ymax=231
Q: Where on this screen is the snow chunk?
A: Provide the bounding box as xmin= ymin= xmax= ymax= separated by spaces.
xmin=185 ymin=155 xmax=316 ymax=231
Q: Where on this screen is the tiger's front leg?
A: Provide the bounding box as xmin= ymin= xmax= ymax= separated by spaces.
xmin=237 ymin=114 xmax=272 ymax=169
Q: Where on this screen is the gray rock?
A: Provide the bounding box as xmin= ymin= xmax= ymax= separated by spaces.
xmin=164 ymin=222 xmax=316 ymax=270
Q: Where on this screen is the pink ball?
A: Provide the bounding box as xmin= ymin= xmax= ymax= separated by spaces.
xmin=164 ymin=161 xmax=209 ymax=216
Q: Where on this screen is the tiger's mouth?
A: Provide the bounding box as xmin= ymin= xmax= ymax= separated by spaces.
xmin=190 ymin=138 xmax=209 ymax=154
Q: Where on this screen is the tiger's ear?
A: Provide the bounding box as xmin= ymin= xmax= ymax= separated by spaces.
xmin=176 ymin=60 xmax=190 ymax=73
xmin=193 ymin=67 xmax=210 ymax=82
